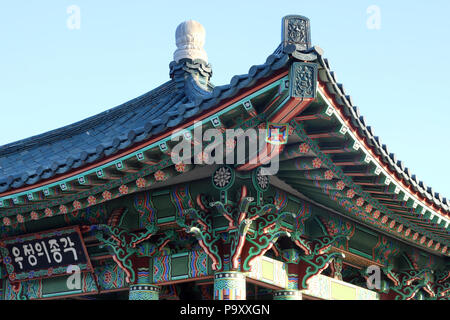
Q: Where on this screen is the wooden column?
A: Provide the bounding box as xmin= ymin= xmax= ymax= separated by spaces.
xmin=273 ymin=263 xmax=302 ymax=300
xmin=213 ymin=271 xmax=246 ymax=300
xmin=129 ymin=268 xmax=160 ymax=300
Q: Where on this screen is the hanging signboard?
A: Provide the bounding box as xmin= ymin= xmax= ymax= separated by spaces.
xmin=0 ymin=225 xmax=92 ymax=282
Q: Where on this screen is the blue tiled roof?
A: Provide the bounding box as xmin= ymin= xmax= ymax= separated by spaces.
xmin=0 ymin=80 xmax=178 ymax=188
xmin=0 ymin=52 xmax=293 ymax=193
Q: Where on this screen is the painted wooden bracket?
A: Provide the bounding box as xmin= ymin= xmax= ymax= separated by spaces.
xmin=295 ymin=235 xmax=347 ymax=290
xmin=380 ymin=266 xmax=430 ymax=300
xmin=94 ymin=222 xmax=159 ymax=284
xmin=237 ymin=62 xmax=318 ymax=172
xmin=430 ymin=270 xmax=450 ymax=300
xmin=175 ymin=207 xmax=222 ymax=271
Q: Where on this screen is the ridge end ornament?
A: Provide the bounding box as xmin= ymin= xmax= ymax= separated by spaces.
xmin=282 ymin=15 xmax=311 ymax=51
xmin=289 ymin=62 xmax=318 ymax=99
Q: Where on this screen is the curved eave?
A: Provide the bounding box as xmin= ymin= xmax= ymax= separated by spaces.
xmin=0 ymin=53 xmax=292 ymax=219
xmin=315 ymin=54 xmax=450 ymax=220
xmin=280 ymin=123 xmax=450 ymax=257
xmin=0 ymin=52 xmax=292 ymax=200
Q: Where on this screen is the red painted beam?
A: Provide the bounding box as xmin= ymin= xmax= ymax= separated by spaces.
xmin=238 ymin=96 xmax=314 ymax=171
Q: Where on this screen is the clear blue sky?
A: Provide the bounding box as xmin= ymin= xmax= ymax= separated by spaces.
xmin=1 ymin=1 xmax=449 ymax=198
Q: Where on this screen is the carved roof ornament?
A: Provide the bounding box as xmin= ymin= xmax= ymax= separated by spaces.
xmin=289 ymin=62 xmax=318 ymax=99
xmin=173 ymin=20 xmax=208 ymax=63
xmin=282 ymin=15 xmax=311 ymax=51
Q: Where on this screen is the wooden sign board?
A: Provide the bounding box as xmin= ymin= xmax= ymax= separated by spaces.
xmin=0 ymin=226 xmax=92 ymax=282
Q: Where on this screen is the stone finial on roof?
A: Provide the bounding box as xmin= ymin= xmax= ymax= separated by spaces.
xmin=174 ymin=20 xmax=208 ymax=63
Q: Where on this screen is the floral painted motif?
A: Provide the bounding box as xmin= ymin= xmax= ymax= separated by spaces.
xmin=59 ymin=205 xmax=68 ymax=214
xmin=389 ymin=220 xmax=396 ymax=229
xmin=365 ymin=204 xmax=373 ymax=213
xmin=372 ymin=210 xmax=380 ymax=219
xmin=213 ymin=166 xmax=233 ymax=189
xmin=356 ymin=197 xmax=364 ymax=207
xmin=336 ymin=180 xmax=345 ymax=191
xmin=397 ymin=224 xmax=403 ymax=233
xmin=119 ymin=185 xmax=129 ymax=195
xmin=381 ymin=215 xmax=389 ymax=224
xmin=44 ymin=208 xmax=53 ymax=217
xmin=73 ymin=201 xmax=82 ymax=210
xmin=30 ymin=211 xmax=39 ymax=220
xmin=87 ymin=196 xmax=97 ymax=206
xmin=312 ymin=158 xmax=322 ymax=168
xmin=420 ymin=236 xmax=426 ymax=244
xmin=254 ymin=167 xmax=269 ymax=191
xmin=346 ymin=189 xmax=355 ymax=199
xmin=324 ymin=170 xmax=334 ymax=180
xmin=102 ymin=190 xmax=112 ymax=200
xmin=427 ymin=239 xmax=433 ymax=248
xmin=154 ymin=170 xmax=166 ymax=182
xmin=405 ymin=228 xmax=411 ymax=237
xmin=174 ymin=163 xmax=186 ymax=173
xmin=435 ymin=243 xmax=440 ymax=250
xmin=16 ymin=214 xmax=24 ymax=223
xmin=3 ymin=217 xmax=11 ymax=226
xmin=136 ymin=178 xmax=146 ymax=188
xmin=412 ymin=232 xmax=419 ymax=241
xmin=299 ymin=143 xmax=310 ymax=153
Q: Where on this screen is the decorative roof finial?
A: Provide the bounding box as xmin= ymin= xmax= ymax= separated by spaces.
xmin=174 ymin=20 xmax=208 ymax=63
xmin=282 ymin=15 xmax=311 ymax=51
